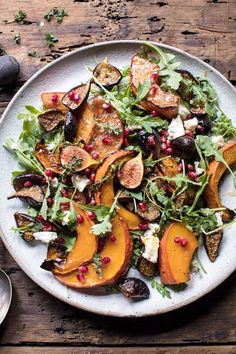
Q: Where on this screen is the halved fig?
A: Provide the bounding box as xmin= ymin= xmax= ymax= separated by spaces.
xmin=136 ymin=202 xmax=160 ymax=221
xmin=60 ymin=145 xmax=98 ymax=172
xmin=204 ymin=231 xmax=223 ymax=262
xmin=64 ymin=111 xmax=78 ymax=142
xmin=117 ymin=277 xmax=150 ymax=300
xmin=14 ymin=212 xmax=36 ymax=241
xmin=130 ymin=54 xmax=179 ymax=119
xmin=119 ymin=152 xmax=144 ymax=189
xmin=35 ymin=141 xmax=63 ymax=174
xmin=8 ymin=185 xmax=45 ymax=208
xmin=93 ymin=58 xmax=122 ymax=89
xmin=76 ymin=102 xmax=95 ymax=144
xmin=13 ymin=173 xmax=44 ymax=191
xmin=41 ymin=92 xmax=68 ymax=114
xmin=62 ymin=82 xmax=90 ymax=111
xmin=41 ymin=242 xmax=67 ymax=271
xmin=38 ymin=109 xmax=64 ymax=132
xmin=87 ymin=96 xmax=123 ymax=161
xmin=137 ymin=256 xmax=156 ymax=277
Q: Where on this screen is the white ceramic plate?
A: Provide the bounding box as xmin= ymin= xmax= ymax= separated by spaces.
xmin=0 ymin=40 xmax=236 ymax=317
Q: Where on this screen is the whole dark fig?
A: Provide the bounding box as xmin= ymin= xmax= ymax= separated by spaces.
xmin=172 ymin=135 xmax=196 ymax=160
xmin=0 ymin=55 xmax=20 ymax=86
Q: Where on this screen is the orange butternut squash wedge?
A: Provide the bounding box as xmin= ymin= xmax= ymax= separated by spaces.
xmin=55 ymin=214 xmax=133 ymax=288
xmin=95 ymin=150 xmax=142 ymax=230
xmin=130 ymin=54 xmax=179 ymax=119
xmin=35 ymin=141 xmax=63 ymax=174
xmin=52 ymin=206 xmax=98 ymax=275
xmin=159 ymin=222 xmax=199 ymax=285
xmin=87 ymin=96 xmax=123 ymax=161
xmin=41 ymin=92 xmax=68 ymax=114
xmin=76 ymin=102 xmax=95 ymax=144
xmin=204 ymin=141 xmax=236 ymax=221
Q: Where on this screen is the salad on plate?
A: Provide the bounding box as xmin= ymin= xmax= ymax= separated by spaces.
xmin=4 ymin=42 xmax=236 ymax=301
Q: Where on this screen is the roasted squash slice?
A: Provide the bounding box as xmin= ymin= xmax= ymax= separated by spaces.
xmin=130 ymin=54 xmax=180 ymax=119
xmin=76 ymin=102 xmax=95 ymax=144
xmin=204 ymin=141 xmax=236 ymax=221
xmin=41 ymin=92 xmax=68 ymax=114
xmin=95 ymin=150 xmax=142 ymax=230
xmin=35 ymin=141 xmax=63 ymax=174
xmin=55 ymin=214 xmax=133 ymax=288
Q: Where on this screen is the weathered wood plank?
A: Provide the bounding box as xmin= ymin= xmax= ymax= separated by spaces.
xmin=1 ymin=346 xmax=236 ymax=354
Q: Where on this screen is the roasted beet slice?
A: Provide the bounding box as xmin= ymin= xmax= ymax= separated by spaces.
xmin=14 ymin=212 xmax=36 ymax=241
xmin=93 ymin=58 xmax=122 ymax=89
xmin=64 ymin=111 xmax=78 ymax=142
xmin=13 ymin=173 xmax=44 ymax=191
xmin=62 ymin=82 xmax=90 ymax=111
xmin=38 ymin=109 xmax=64 ymax=131
xmin=8 ymin=185 xmax=45 ymax=208
xmin=117 ymin=277 xmax=150 ymax=300
xmin=35 ymin=141 xmax=63 ymax=174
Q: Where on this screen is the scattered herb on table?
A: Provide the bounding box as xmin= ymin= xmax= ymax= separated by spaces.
xmin=45 ymin=32 xmax=58 ymax=48
xmin=13 ymin=33 xmax=21 ymax=44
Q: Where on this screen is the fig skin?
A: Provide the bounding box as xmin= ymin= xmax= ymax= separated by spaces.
xmin=137 ymin=256 xmax=156 ymax=277
xmin=119 ymin=153 xmax=144 ymax=189
xmin=14 ymin=212 xmax=36 ymax=241
xmin=136 ymin=202 xmax=160 ymax=222
xmin=93 ymin=59 xmax=122 ymax=89
xmin=64 ymin=111 xmax=78 ymax=142
xmin=172 ymin=136 xmax=196 ymax=160
xmin=117 ymin=277 xmax=150 ymax=300
xmin=62 ymin=82 xmax=90 ymax=111
xmin=38 ymin=109 xmax=64 ymax=132
xmin=13 ymin=173 xmax=44 ymax=191
xmin=136 ymin=130 xmax=160 ymax=159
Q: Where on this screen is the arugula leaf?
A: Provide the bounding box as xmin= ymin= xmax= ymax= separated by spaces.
xmin=144 ymin=42 xmax=182 ymax=90
xmin=63 ymin=234 xmax=76 ymax=252
xmin=213 ymin=111 xmax=236 ymax=140
xmin=39 ymin=181 xmax=50 ymax=220
xmin=135 ymin=80 xmax=151 ymax=103
xmin=151 ymin=279 xmax=171 ymax=299
xmin=124 ymin=190 xmax=143 ymax=201
xmin=78 ymin=204 xmax=110 ymax=222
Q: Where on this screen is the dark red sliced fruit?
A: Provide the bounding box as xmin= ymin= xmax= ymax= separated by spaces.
xmin=38 ymin=109 xmax=64 ymax=131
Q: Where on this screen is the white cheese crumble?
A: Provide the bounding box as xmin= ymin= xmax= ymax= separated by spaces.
xmin=212 ymin=135 xmax=225 ymax=148
xmin=71 ymin=175 xmax=90 ymax=192
xmin=215 ymin=212 xmax=223 ymax=227
xmin=51 ymin=177 xmax=59 ymax=188
xmin=61 ymin=210 xmax=71 ymax=226
xmin=168 ymin=115 xmax=185 ymax=140
xmin=33 ymin=231 xmax=57 ymax=244
xmin=141 ymin=223 xmax=160 ymax=263
xmin=178 ymin=104 xmax=190 ymax=120
xmin=194 ymin=161 xmax=204 ymax=176
xmin=184 ymin=117 xmax=198 ymax=132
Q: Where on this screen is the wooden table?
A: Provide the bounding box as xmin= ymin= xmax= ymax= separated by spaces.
xmin=0 ymin=1 xmax=235 ymax=353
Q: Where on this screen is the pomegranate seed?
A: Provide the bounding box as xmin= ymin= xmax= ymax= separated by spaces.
xmin=102 ymin=256 xmax=111 ymax=265
xmin=84 ymin=144 xmax=94 ymax=152
xmin=110 ymin=234 xmax=117 ymax=242
xmin=60 ymin=188 xmax=68 ymax=197
xmin=85 ymin=168 xmax=91 ymax=175
xmin=161 ymin=136 xmax=167 ymax=143
xmin=150 ymin=72 xmax=158 ymax=83
xmin=102 ymin=137 xmax=112 ymax=144
xmin=37 ymin=214 xmax=44 ymax=222
xmin=174 ymin=236 xmax=181 ymax=244
xmin=76 ymin=273 xmax=85 ymax=283
xmin=87 ymin=211 xmax=96 ymax=220
xmin=166 ymin=147 xmax=174 ymax=154
xmin=138 ymin=202 xmax=146 ymax=211
xmin=178 ymin=163 xmax=183 ymax=172
xmin=166 ymin=140 xmax=172 ymax=148
xmin=186 ymin=113 xmax=193 ymax=120
xmin=188 ymin=171 xmax=198 ymax=180
xmin=123 ymin=138 xmax=129 ymax=147
xmin=160 ymin=143 xmax=167 ymax=151
xmin=45 ymin=170 xmax=53 ymax=178
xmin=55 ymin=237 xmax=64 ymax=244
xmin=98 ymin=239 xmax=105 ymax=252
xmin=51 ymin=94 xmax=58 ymax=103
xmin=68 ymin=90 xmax=75 ymax=100
xmin=180 ymin=239 xmax=188 ymax=247
xmin=102 ymin=102 xmax=111 ymax=111
xmin=60 ymin=202 xmax=70 ymax=210
xmin=78 ymin=265 xmax=88 ymax=274
xmin=89 ymin=198 xmax=96 ymax=206
xmin=47 ymin=197 xmax=53 ymax=207
xmin=161 ymin=130 xmax=168 ymax=137
xmin=139 ymin=223 xmax=148 ymax=230
xmin=196 ymin=125 xmax=205 ymax=132
xmin=89 ymin=173 xmax=95 ymax=182
xmin=73 ymin=94 xmax=80 ymax=103
xmin=24 ymin=180 xmax=32 ymax=188
xmin=43 ymin=223 xmax=52 ymax=231
xmin=151 ymin=110 xmax=158 ymax=117
xmin=149 ymin=87 xmax=157 ymax=96
xmin=147 ymin=136 xmax=156 ymax=147
xmin=77 ymin=214 xmax=84 ymax=223
xmin=124 ymin=128 xmax=130 ymax=136
xmin=185 ymin=130 xmax=193 ymax=137
xmin=92 ymin=151 xmax=99 ymax=159
xmin=188 ymin=164 xmax=194 ymax=171
xmin=41 ymin=177 xmax=47 ymax=185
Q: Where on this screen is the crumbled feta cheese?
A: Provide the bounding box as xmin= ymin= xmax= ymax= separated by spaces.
xmin=33 ymin=231 xmax=57 ymax=244
xmin=184 ymin=117 xmax=198 ymax=132
xmin=178 ymin=104 xmax=190 ymax=120
xmin=142 ymin=236 xmax=159 ymax=263
xmin=194 ymin=161 xmax=204 ymax=176
xmin=127 ymin=124 xmax=142 ymax=131
xmin=215 ymin=212 xmax=223 ymax=227
xmin=61 ymin=210 xmax=71 ymax=226
xmin=46 ymin=142 xmax=56 ymax=151
xmin=168 ymin=115 xmax=185 ymax=140
xmin=71 ymin=175 xmax=90 ymax=192
xmin=212 ymin=135 xmax=225 ymax=148
xmin=51 ymin=177 xmax=59 ymax=188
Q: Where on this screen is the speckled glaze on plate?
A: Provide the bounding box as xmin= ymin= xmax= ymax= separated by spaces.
xmin=0 ymin=40 xmax=236 ymax=317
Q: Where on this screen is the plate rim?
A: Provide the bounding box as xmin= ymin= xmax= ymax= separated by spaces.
xmin=0 ymin=39 xmax=236 ymax=317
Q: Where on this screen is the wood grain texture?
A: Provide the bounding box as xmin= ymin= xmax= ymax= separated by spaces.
xmin=0 ymin=0 xmax=236 ymax=350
